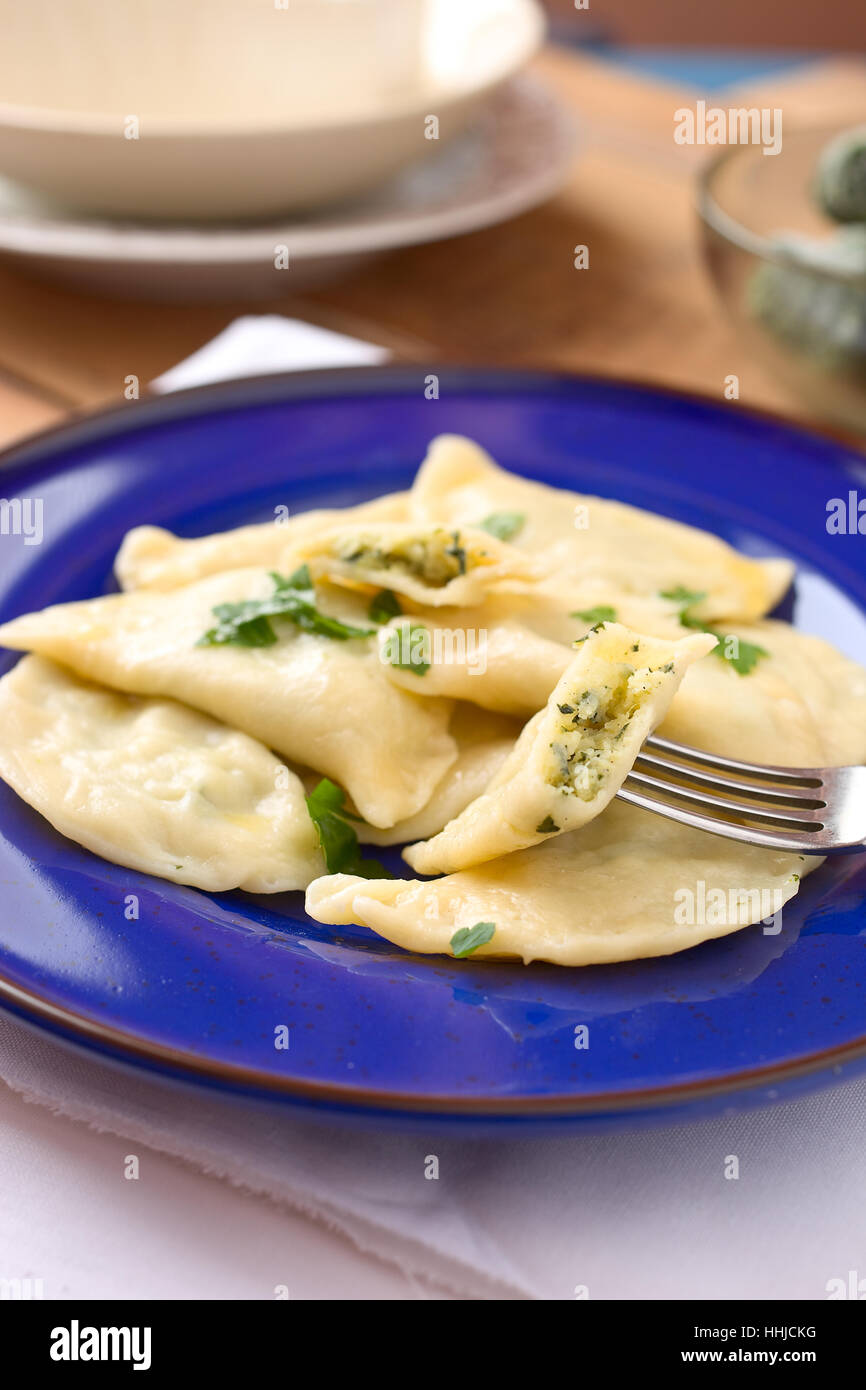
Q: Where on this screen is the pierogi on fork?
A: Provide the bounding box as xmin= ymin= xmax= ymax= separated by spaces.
xmin=1 ymin=434 xmax=864 ymax=967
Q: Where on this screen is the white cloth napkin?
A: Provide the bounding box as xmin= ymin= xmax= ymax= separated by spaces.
xmin=2 ymin=316 xmax=864 ymax=1302
xmin=3 ymin=1013 xmax=866 ymax=1301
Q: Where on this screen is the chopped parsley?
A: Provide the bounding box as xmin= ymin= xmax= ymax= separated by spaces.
xmin=660 ymin=585 xmax=767 ymax=676
xmin=305 ymin=778 xmax=392 ymax=879
xmin=718 ymin=635 xmax=768 ymax=676
xmin=197 ymin=569 xmax=375 ymax=648
xmin=571 ymin=604 xmax=617 ymax=625
xmin=660 ymin=585 xmax=707 ymax=608
xmin=199 ymin=612 xmax=277 ymax=647
xmin=536 ymin=816 xmax=559 ymax=834
xmin=275 ymin=564 xmax=313 ymax=592
xmin=383 ymin=621 xmax=431 ymax=676
xmin=550 ymin=741 xmax=573 ymax=781
xmin=450 ymin=921 xmax=496 ymax=958
xmin=368 ymin=588 xmax=402 ymax=624
xmin=445 ymin=532 xmax=468 ymax=575
xmin=478 ymin=511 xmax=526 ymax=542
xmin=678 ymin=610 xmax=713 ymax=633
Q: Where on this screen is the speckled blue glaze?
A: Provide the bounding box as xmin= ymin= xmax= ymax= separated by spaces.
xmin=0 ymin=368 xmax=864 ymax=1131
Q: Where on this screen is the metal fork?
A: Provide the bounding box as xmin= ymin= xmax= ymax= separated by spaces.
xmin=616 ymin=734 xmax=866 ymax=854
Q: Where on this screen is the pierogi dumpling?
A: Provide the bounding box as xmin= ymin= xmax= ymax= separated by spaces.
xmin=357 ymin=704 xmax=520 ymax=847
xmin=115 ymin=490 xmax=410 ymax=592
xmin=378 ymin=607 xmax=572 ymax=716
xmin=410 ymin=435 xmax=793 ymax=625
xmin=0 ymin=569 xmax=456 ymax=828
xmin=660 ymin=619 xmax=866 ymax=767
xmin=404 ymin=623 xmax=715 ymax=874
xmin=0 ymin=656 xmax=324 ymax=892
xmin=480 ymin=588 xmax=697 ymax=646
xmin=294 ymin=703 xmax=520 ymax=847
xmin=295 ymin=522 xmax=537 ymax=607
xmin=306 ymin=799 xmax=808 ymax=967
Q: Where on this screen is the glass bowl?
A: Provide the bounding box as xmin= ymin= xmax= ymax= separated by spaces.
xmin=698 ymin=125 xmax=866 ymax=434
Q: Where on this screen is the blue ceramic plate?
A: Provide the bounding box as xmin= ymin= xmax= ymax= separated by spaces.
xmin=0 ymin=368 xmax=864 ymax=1131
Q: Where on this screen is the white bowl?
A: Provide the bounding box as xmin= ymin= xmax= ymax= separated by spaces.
xmin=0 ymin=0 xmax=545 ymax=221
xmin=0 ymin=76 xmax=574 ymax=301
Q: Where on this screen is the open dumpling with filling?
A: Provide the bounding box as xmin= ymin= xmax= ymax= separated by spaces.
xmin=0 ymin=655 xmax=325 ymax=892
xmin=294 ymin=521 xmax=537 ymax=607
xmin=0 ymin=569 xmax=456 ymax=828
xmin=410 ymin=435 xmax=793 ymax=624
xmin=306 ymin=799 xmax=808 ymax=966
xmin=378 ymin=592 xmax=866 ymax=763
xmin=404 ymin=622 xmax=715 ymax=874
xmin=115 ymin=490 xmax=409 ymax=592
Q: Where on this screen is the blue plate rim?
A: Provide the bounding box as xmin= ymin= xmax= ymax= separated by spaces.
xmin=0 ymin=362 xmax=861 ymax=473
xmin=0 ymin=363 xmax=864 ymax=1118
xmin=1 ymin=968 xmax=866 ymax=1116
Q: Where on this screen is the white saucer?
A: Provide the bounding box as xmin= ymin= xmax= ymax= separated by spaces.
xmin=0 ymin=76 xmax=574 ymax=301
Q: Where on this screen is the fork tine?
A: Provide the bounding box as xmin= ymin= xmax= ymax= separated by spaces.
xmin=624 ymin=768 xmax=827 ymax=829
xmin=645 ymin=733 xmax=823 ymax=786
xmin=616 ymin=783 xmax=823 ymax=853
xmin=634 ymin=750 xmax=827 ymax=807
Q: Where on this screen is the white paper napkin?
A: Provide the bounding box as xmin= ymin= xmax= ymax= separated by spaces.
xmin=2 ymin=316 xmax=864 ymax=1302
xmin=151 ymin=315 xmax=389 ymax=393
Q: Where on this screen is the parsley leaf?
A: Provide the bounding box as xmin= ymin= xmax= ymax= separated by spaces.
xmin=450 ymin=921 xmax=496 ymax=958
xmin=446 ymin=532 xmax=467 ymax=575
xmin=383 ymin=621 xmax=431 ymax=675
xmin=660 ymin=585 xmax=707 ymax=608
xmin=368 ymin=588 xmax=403 ymax=624
xmin=536 ymin=816 xmax=560 ymax=834
xmin=197 ymin=571 xmax=375 ymax=648
xmin=571 ymin=604 xmax=617 ymax=624
xmin=305 ymin=778 xmax=392 ymax=879
xmin=679 ymin=609 xmax=712 ymax=632
xmin=718 ymin=635 xmax=768 ymax=675
xmin=660 ymin=585 xmax=768 ymax=676
xmin=286 ymin=605 xmax=375 ymax=642
xmin=201 ymin=611 xmax=278 ymax=647
xmin=478 ymin=511 xmax=526 ymax=542
xmin=271 ymin=564 xmax=314 ymax=593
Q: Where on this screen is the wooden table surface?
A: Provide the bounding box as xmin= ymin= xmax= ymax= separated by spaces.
xmin=1 ymin=47 xmax=865 ymax=452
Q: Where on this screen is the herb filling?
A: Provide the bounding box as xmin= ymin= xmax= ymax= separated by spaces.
xmin=334 ymin=529 xmax=477 ymax=588
xmin=546 ymin=659 xmax=672 ymax=801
